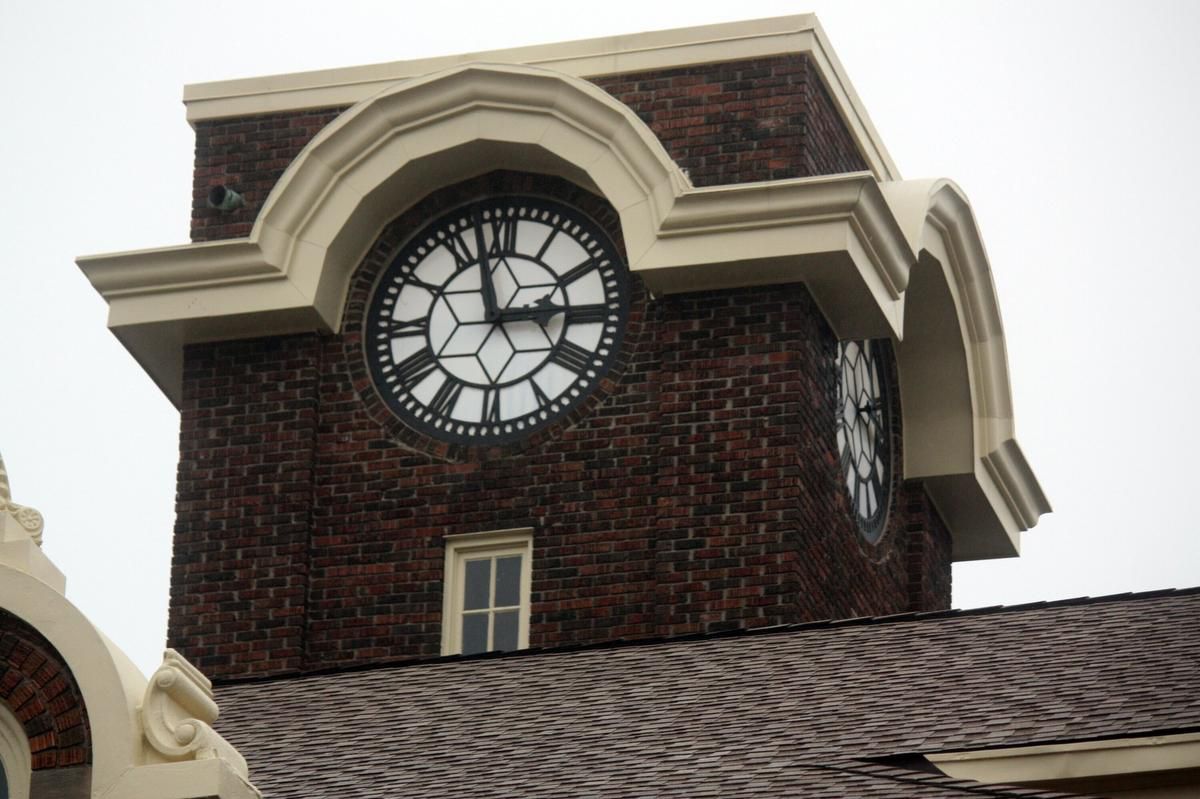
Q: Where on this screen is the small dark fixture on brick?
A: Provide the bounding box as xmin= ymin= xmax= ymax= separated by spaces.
xmin=207 ymin=185 xmax=245 ymax=212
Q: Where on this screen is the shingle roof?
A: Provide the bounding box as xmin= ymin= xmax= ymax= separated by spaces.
xmin=214 ymin=589 xmax=1200 ymax=798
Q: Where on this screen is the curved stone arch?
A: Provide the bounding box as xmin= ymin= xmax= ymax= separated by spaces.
xmin=882 ymin=179 xmax=1050 ymax=559
xmin=250 ymin=61 xmax=690 ymax=335
xmin=0 ymin=568 xmax=144 ymax=796
xmin=0 ymin=610 xmax=91 ymax=771
xmin=0 ymin=699 xmax=31 ymax=799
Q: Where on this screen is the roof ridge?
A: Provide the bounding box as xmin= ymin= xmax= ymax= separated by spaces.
xmin=211 ymin=584 xmax=1200 ymax=688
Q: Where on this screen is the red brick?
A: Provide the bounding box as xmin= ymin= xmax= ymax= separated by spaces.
xmin=0 ymin=612 xmax=91 ymax=769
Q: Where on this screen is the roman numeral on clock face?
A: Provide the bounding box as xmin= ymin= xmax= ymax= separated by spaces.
xmin=443 ymin=232 xmax=473 ymax=269
xmin=394 ymin=348 xmax=438 ymax=385
xmin=428 ymin=378 xmax=464 ymax=417
xmin=482 ymin=388 xmax=501 ymax=424
xmin=557 ymin=258 xmax=598 ymax=287
xmin=490 ymin=216 xmax=518 ymax=254
xmin=565 ymin=304 xmax=610 ymax=325
xmin=530 ymin=379 xmax=551 ymax=407
xmin=386 ymin=318 xmax=428 ymax=338
xmin=551 ymin=339 xmax=594 ymax=373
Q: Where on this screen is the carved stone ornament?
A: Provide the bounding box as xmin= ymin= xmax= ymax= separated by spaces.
xmin=141 ymin=649 xmax=248 ymax=774
xmin=0 ymin=450 xmax=44 ymax=545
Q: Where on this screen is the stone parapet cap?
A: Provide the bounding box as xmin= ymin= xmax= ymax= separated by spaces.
xmin=181 ymin=14 xmax=898 ymax=182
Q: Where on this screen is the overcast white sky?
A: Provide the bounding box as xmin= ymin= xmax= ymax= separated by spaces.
xmin=2 ymin=0 xmax=1198 ymax=678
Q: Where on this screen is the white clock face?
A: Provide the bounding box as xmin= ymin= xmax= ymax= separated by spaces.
xmin=364 ymin=196 xmax=629 ymax=445
xmin=836 ymin=339 xmax=892 ymax=540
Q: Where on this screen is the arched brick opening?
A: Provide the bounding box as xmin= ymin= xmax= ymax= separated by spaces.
xmin=0 ymin=610 xmax=91 ymax=770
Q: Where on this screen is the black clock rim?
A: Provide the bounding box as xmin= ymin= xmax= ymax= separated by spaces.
xmin=363 ymin=194 xmax=631 ymax=447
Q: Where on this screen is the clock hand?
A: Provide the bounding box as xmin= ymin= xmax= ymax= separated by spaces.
xmin=498 ymin=295 xmax=559 ymax=326
xmin=474 ymin=209 xmax=498 ymax=323
xmin=498 ymin=298 xmax=614 ymax=326
xmin=857 ymin=401 xmax=882 ymax=418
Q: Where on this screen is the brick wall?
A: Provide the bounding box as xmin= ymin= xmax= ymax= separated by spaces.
xmin=171 ymin=334 xmax=318 ymax=675
xmin=0 ymin=611 xmax=91 ymax=769
xmin=190 ymin=108 xmax=342 ymax=243
xmin=189 ymin=55 xmax=866 ymax=243
xmin=592 ymin=54 xmax=866 ymax=186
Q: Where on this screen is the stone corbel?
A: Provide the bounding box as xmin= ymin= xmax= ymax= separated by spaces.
xmin=0 ymin=451 xmax=62 ymax=591
xmin=141 ymin=649 xmax=249 ymax=777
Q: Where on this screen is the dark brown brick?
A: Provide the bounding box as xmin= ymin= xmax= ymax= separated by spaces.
xmin=0 ymin=611 xmax=92 ymax=770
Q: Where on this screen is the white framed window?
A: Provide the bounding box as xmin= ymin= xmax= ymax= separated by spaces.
xmin=0 ymin=700 xmax=30 ymax=799
xmin=441 ymin=528 xmax=532 ymax=656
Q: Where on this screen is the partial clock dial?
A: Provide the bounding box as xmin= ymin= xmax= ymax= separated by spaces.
xmin=836 ymin=339 xmax=893 ymax=541
xmin=365 ymin=195 xmax=629 ymax=445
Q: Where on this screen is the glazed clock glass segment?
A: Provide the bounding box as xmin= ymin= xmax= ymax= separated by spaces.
xmin=365 ymin=195 xmax=629 ymax=445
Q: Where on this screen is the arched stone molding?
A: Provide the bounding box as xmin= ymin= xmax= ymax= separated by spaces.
xmin=0 ymin=700 xmax=31 ymax=799
xmin=880 ymin=179 xmax=1051 ymax=559
xmin=79 ymin=62 xmax=689 ymax=399
xmin=0 ymin=567 xmax=258 ymax=799
xmin=0 ymin=610 xmax=91 ymax=772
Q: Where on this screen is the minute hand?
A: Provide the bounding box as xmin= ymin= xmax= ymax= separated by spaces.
xmin=498 ymin=303 xmax=608 ymax=324
xmin=474 ymin=210 xmax=498 ymax=322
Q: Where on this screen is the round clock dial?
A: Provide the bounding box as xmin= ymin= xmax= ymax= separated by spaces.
xmin=836 ymin=339 xmax=892 ymax=540
xmin=365 ymin=195 xmax=629 ymax=446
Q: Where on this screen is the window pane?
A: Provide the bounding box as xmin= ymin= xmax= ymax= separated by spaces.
xmin=463 ymin=559 xmax=491 ymax=610
xmin=493 ymin=609 xmax=519 ymax=651
xmin=494 ymin=555 xmax=522 ymax=607
xmin=462 ymin=613 xmax=489 ymax=655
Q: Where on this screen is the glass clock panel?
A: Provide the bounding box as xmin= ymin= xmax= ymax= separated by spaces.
xmin=365 ymin=195 xmax=630 ymax=445
xmin=836 ymin=339 xmax=893 ymax=541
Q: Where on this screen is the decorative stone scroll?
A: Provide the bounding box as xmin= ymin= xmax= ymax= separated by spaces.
xmin=141 ymin=649 xmax=248 ymax=772
xmin=0 ymin=451 xmax=44 ymax=546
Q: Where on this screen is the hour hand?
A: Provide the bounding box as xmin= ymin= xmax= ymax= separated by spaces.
xmin=499 ymin=299 xmax=611 ymax=326
xmin=498 ymin=295 xmax=560 ymax=326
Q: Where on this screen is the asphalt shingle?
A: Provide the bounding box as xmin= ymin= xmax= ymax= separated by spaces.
xmin=214 ymin=589 xmax=1200 ymax=798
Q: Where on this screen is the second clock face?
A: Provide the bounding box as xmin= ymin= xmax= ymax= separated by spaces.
xmin=364 ymin=195 xmax=629 ymax=446
xmin=836 ymin=339 xmax=892 ymax=541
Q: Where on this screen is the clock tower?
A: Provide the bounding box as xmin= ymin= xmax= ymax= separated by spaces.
xmin=78 ymin=16 xmax=1049 ymax=681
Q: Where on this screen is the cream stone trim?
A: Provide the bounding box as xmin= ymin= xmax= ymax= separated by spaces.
xmin=79 ymin=61 xmax=1047 ymax=560
xmin=879 ymin=180 xmax=1052 ymax=559
xmin=640 ymin=173 xmax=911 ymax=339
xmin=101 ymin=759 xmax=260 ymax=799
xmin=0 ymin=452 xmax=62 ymax=591
xmin=182 ymin=15 xmax=897 ymax=182
xmin=0 ymin=701 xmax=31 ymax=799
xmin=0 ymin=451 xmax=43 ymax=547
xmin=141 ymin=649 xmax=248 ymax=774
xmin=0 ymin=567 xmax=259 ymax=799
xmin=928 ymin=733 xmax=1200 ymax=787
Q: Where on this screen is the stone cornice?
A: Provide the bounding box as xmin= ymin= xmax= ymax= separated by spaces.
xmin=182 ymin=15 xmax=899 ymax=182
xmin=982 ymin=439 xmax=1052 ymax=534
